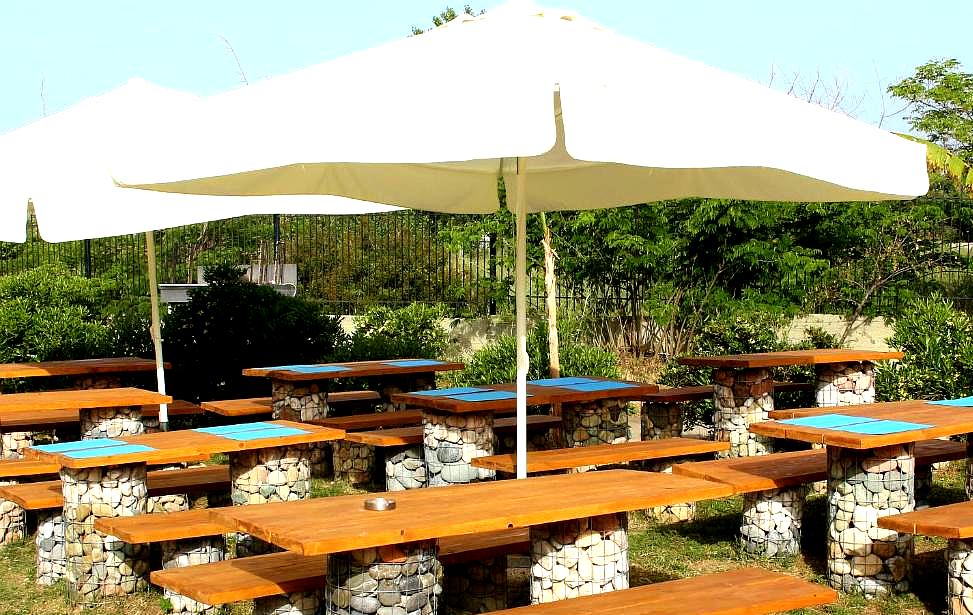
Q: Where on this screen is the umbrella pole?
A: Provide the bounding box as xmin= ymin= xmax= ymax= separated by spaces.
xmin=515 ymin=158 xmax=528 ymax=479
xmin=144 ymin=230 xmax=169 ymax=430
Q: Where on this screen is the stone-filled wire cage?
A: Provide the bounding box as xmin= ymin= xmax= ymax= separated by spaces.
xmin=739 ymin=485 xmax=807 ymax=558
xmin=326 ymin=541 xmax=442 ymax=615
xmin=0 ymin=482 xmax=25 ymax=545
xmin=36 ymin=510 xmax=65 ymax=587
xmin=424 ymin=413 xmax=496 ymax=487
xmin=815 ymin=362 xmax=876 ymax=407
xmin=441 ymin=556 xmax=509 ymax=615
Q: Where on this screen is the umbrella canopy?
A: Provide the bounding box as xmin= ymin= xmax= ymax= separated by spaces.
xmin=111 ymin=2 xmax=929 ymax=476
xmin=0 ymin=78 xmax=400 ymax=425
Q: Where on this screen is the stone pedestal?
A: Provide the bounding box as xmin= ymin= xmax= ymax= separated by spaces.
xmin=947 ymin=539 xmax=973 ymax=615
xmin=229 ymin=445 xmax=311 ymax=557
xmin=713 ymin=368 xmax=774 ymax=458
xmin=641 ymin=402 xmax=682 ymax=440
xmin=815 ymin=362 xmax=876 ymax=407
xmin=423 ymin=411 xmax=494 ymax=487
xmin=161 ymin=537 xmax=225 ymax=615
xmin=442 ymin=557 xmax=507 ymax=615
xmin=256 ymin=591 xmax=323 ymax=615
xmin=73 ymin=375 xmax=124 ymax=390
xmin=740 ymin=486 xmax=806 ymax=558
xmin=148 ymin=464 xmax=191 ymax=514
xmin=0 ymin=480 xmax=24 ymax=545
xmin=80 ymin=406 xmax=144 ymax=439
xmin=333 ymin=442 xmax=376 ymax=486
xmin=826 ymin=444 xmax=913 ymax=595
xmin=62 ymin=463 xmax=150 ymax=605
xmin=496 ymin=426 xmax=556 ymax=454
xmin=272 ymin=380 xmax=332 ymax=421
xmin=529 ymin=513 xmax=629 ymax=603
xmin=561 ymin=399 xmax=630 ymax=448
xmin=641 ymin=462 xmax=695 ymax=523
xmin=1 ymin=432 xmax=32 ymax=460
xmin=915 ymin=464 xmax=933 ymax=510
xmin=35 ymin=509 xmax=64 ymax=586
xmin=325 ymin=540 xmax=442 ymax=615
xmin=386 ymin=444 xmax=428 ymax=491
xmin=376 ymin=373 xmax=436 ymax=413
xmin=966 ymin=436 xmax=973 ymax=502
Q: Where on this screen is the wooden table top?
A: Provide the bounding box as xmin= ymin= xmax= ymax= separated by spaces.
xmin=27 ymin=420 xmax=344 ymax=469
xmin=0 ymin=357 xmax=165 ymax=379
xmin=678 ymin=349 xmax=903 ymax=369
xmin=877 ymin=500 xmax=973 ymax=539
xmin=0 ymin=387 xmax=171 ymax=415
xmin=200 ymin=397 xmax=273 ymax=417
xmin=242 ymin=359 xmax=464 ymax=382
xmin=392 ymin=378 xmax=659 ymax=415
xmin=210 ymin=469 xmax=733 ymax=555
xmin=750 ymin=399 xmax=973 ymax=449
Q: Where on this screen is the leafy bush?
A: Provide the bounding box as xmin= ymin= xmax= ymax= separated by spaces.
xmin=876 ymin=295 xmax=973 ymax=401
xmin=346 ymin=303 xmax=451 ymax=361
xmin=163 ymin=264 xmax=346 ymax=402
xmin=0 ymin=265 xmax=150 ymax=364
xmin=454 ymin=320 xmax=619 ymax=386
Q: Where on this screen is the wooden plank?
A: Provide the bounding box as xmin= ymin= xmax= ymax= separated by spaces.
xmin=0 ymin=387 xmax=171 ymax=414
xmin=0 ymin=400 xmax=200 ymax=430
xmin=439 ymin=528 xmax=530 ymax=564
xmin=878 ymin=501 xmax=973 ymax=538
xmin=472 ymin=438 xmax=729 ymax=473
xmin=210 ymin=470 xmax=734 ymax=556
xmin=243 ymin=359 xmax=465 ymax=382
xmin=0 ymin=357 xmax=164 ymax=379
xmin=141 ymin=400 xmax=203 ymax=417
xmin=346 ymin=415 xmax=560 ymax=447
xmin=0 ymin=459 xmax=60 ymax=479
xmin=485 ymin=568 xmax=836 ymax=615
xmin=200 ymin=398 xmax=273 ymax=417
xmin=678 ymin=349 xmax=903 ymax=369
xmin=313 ymin=410 xmax=423 ymax=432
xmin=643 ymin=386 xmax=712 ymax=403
xmin=96 ymin=509 xmax=233 ymax=543
xmin=0 ymin=481 xmax=62 ymax=509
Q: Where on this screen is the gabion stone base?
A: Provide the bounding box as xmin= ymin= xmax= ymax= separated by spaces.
xmin=0 ymin=480 xmax=24 ymax=545
xmin=641 ymin=402 xmax=682 ymax=440
xmin=1 ymin=431 xmax=32 ymax=460
xmin=714 ymin=368 xmax=775 ymax=458
xmin=827 ymin=444 xmax=914 ymax=595
xmin=73 ymin=375 xmax=124 ymax=390
xmin=966 ymin=437 xmax=973 ymax=502
xmin=641 ymin=461 xmax=694 ymax=523
xmin=272 ymin=380 xmax=331 ymax=422
xmin=815 ymin=362 xmax=876 ymax=407
xmin=561 ymin=399 xmax=630 ymax=448
xmin=530 ymin=513 xmax=629 ymax=603
xmin=161 ymin=537 xmax=225 ymax=615
xmin=497 ymin=427 xmax=556 ymax=454
xmin=386 ymin=445 xmax=427 ymax=491
xmin=376 ymin=373 xmax=436 ymax=413
xmin=62 ymin=464 xmax=150 ymax=605
xmin=333 ymin=442 xmax=376 ymax=486
xmin=256 ymin=591 xmax=323 ymax=615
xmin=915 ymin=465 xmax=933 ymax=510
xmin=147 ymin=464 xmax=190 ymax=514
xmin=442 ymin=557 xmax=507 ymax=615
xmin=326 ymin=540 xmax=442 ymax=615
xmin=80 ymin=406 xmax=144 ymax=439
xmin=740 ymin=486 xmax=806 ymax=558
xmin=424 ymin=412 xmax=494 ymax=486
xmin=947 ymin=539 xmax=973 ymax=615
xmin=35 ymin=509 xmax=65 ymax=586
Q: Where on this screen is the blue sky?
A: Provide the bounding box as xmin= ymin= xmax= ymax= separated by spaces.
xmin=1 ymin=1 xmax=969 ymax=135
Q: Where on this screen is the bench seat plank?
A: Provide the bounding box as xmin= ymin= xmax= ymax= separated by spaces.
xmin=0 ymin=400 xmax=201 ymax=430
xmin=96 ymin=508 xmax=233 ymax=543
xmin=471 ymin=438 xmax=728 ymax=474
xmin=485 ymin=568 xmax=836 ymax=615
xmin=200 ymin=397 xmax=273 ymax=417
xmin=312 ymin=410 xmax=423 ymax=431
xmin=0 ymin=459 xmax=60 ymax=479
xmin=645 ymin=382 xmax=811 ymax=404
xmin=346 ymin=415 xmax=561 ymax=447
xmin=878 ymin=501 xmax=973 ymax=538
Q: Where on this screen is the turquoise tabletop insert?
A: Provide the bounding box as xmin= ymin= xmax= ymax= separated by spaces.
xmin=64 ymin=444 xmax=156 ymax=459
xmin=276 ymin=364 xmax=350 ymax=374
xmin=928 ymin=396 xmax=973 ymax=407
xmin=382 ymin=359 xmax=446 ymax=368
xmin=779 ymin=414 xmax=876 ymax=429
xmin=412 ymin=387 xmax=487 ymax=397
xmin=195 ymin=422 xmax=274 ymax=435
xmin=220 ymin=426 xmax=309 ymax=441
xmin=33 ymin=439 xmax=128 ymax=453
xmin=562 ymin=380 xmax=637 ymax=392
xmin=529 ymin=377 xmax=596 ymax=387
xmin=446 ymin=390 xmax=523 ymax=402
xmin=840 ymin=420 xmax=932 ymax=435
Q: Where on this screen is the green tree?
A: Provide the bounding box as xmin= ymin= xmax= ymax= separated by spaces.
xmin=890 ymin=59 xmax=973 ymax=163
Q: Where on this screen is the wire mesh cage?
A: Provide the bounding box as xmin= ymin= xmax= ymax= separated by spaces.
xmin=560 ymin=400 xmax=631 ymax=449
xmin=35 ymin=509 xmax=64 ymax=586
xmin=814 ymin=362 xmax=876 ymax=407
xmin=947 ymin=538 xmax=973 ymax=615
xmin=326 ymin=540 xmax=441 ymax=615
xmin=442 ymin=557 xmax=509 ymax=615
xmin=385 ymin=444 xmax=428 ymax=491
xmin=424 ymin=412 xmax=495 ymax=487
xmin=713 ymin=368 xmax=775 ymax=458
xmin=739 ymin=486 xmax=807 ymax=558
xmin=160 ymin=537 xmax=225 ymax=615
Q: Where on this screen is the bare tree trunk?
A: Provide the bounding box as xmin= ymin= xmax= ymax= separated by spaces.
xmin=540 ymin=213 xmax=559 ymax=378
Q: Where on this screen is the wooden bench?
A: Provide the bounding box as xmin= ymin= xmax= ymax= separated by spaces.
xmin=470 ymin=437 xmax=729 ymax=474
xmin=201 ymin=391 xmax=382 ymax=418
xmin=645 ymin=381 xmax=812 ymax=403
xmin=312 ymin=405 xmax=523 ymax=432
xmin=0 ymin=400 xmax=202 ymax=432
xmin=345 ymin=414 xmax=561 ymax=448
xmin=484 ymin=567 xmax=836 ymax=615
xmin=149 ymin=527 xmax=531 ymax=609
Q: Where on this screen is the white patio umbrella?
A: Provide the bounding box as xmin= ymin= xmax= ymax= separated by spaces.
xmin=0 ymin=78 xmax=399 ymax=427
xmin=112 ymin=2 xmax=929 ymax=475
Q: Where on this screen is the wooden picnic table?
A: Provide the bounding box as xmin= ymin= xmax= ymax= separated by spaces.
xmin=211 ymin=469 xmax=732 ymax=605
xmin=26 ymin=419 xmax=343 ymax=606
xmin=0 ymin=356 xmax=164 ymax=380
xmin=243 ymin=359 xmax=465 ymax=421
xmin=391 ymin=377 xmax=658 ymax=486
xmin=749 ymin=398 xmax=973 ymax=595
xmin=677 ymin=349 xmax=902 ymax=458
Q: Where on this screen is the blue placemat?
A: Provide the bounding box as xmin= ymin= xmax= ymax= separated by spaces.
xmin=779 ymin=414 xmax=877 ymax=429
xmin=33 ymin=439 xmax=128 ymax=454
xmin=841 ymin=420 xmax=932 ymax=435
xmin=529 ymin=377 xmax=596 ymax=387
xmin=271 ymin=364 xmax=350 ymax=374
xmin=383 ymin=359 xmax=446 ymax=368
xmin=65 ymin=444 xmax=156 ymax=459
xmin=929 ymin=396 xmax=973 ymax=407
xmin=411 ymin=387 xmax=487 ymax=397
xmin=561 ymin=381 xmax=638 ymax=392
xmin=195 ymin=422 xmax=274 ymax=436
xmin=221 ymin=426 xmax=310 ymax=441
xmin=446 ymin=390 xmax=523 ymax=402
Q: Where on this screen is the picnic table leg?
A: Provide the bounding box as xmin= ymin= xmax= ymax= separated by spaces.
xmin=325 ymin=540 xmax=441 ymax=615
xmin=966 ymin=436 xmax=973 ymax=502
xmin=947 ymin=539 xmax=973 ymax=615
xmin=740 ymin=486 xmax=807 ymax=557
xmin=442 ymin=557 xmax=508 ymax=614
xmin=270 ymin=377 xmax=334 ymax=478
xmin=255 ymin=591 xmax=323 ymax=615
xmin=61 ymin=462 xmax=150 ymax=606
xmin=0 ymin=480 xmax=25 ymax=545
xmin=1 ymin=431 xmax=32 ymax=459
xmin=35 ymin=508 xmax=64 ymax=586
xmin=385 ymin=443 xmax=428 ymax=491
xmin=815 ymin=361 xmax=876 ymax=407
xmin=423 ymin=410 xmax=495 ymax=486
xmin=713 ymin=368 xmax=775 ymax=458
xmin=229 ymin=444 xmax=311 ymax=557
xmin=161 ymin=537 xmax=225 ymax=615
xmin=560 ymin=399 xmax=631 ymax=450
xmin=79 ymin=404 xmax=144 ymax=439
xmin=641 ymin=403 xmax=694 ymax=522
xmin=530 ymin=512 xmax=629 ymax=603
xmin=375 ymin=372 xmax=436 ymax=412
xmin=826 ymin=444 xmax=913 ymax=595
